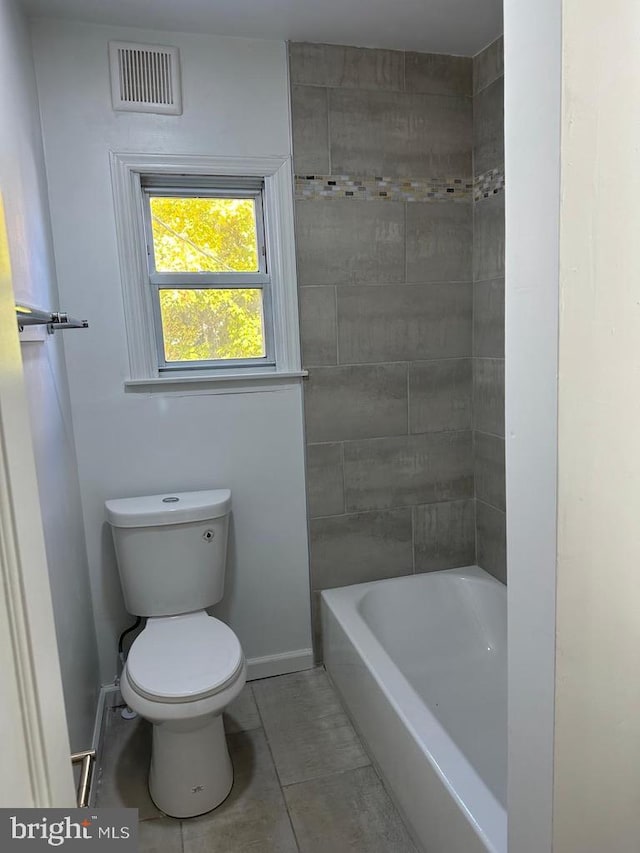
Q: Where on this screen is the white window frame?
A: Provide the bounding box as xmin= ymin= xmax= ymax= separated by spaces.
xmin=110 ymin=152 xmax=303 ymax=388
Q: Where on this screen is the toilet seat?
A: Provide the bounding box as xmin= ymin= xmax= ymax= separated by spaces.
xmin=126 ymin=611 xmax=244 ymax=703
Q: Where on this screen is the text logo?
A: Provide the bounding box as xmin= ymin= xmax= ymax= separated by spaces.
xmin=1 ymin=810 xmax=138 ymax=850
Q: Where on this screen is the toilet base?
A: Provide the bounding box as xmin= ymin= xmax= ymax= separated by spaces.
xmin=149 ymin=713 xmax=233 ymax=818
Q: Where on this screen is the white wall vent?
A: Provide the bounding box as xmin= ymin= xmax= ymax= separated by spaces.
xmin=109 ymin=41 xmax=182 ymax=115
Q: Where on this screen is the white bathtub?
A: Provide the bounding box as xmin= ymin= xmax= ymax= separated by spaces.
xmin=321 ymin=566 xmax=506 ymax=853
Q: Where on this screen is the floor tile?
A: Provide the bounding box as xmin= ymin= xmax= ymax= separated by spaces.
xmin=96 ymin=671 xmax=417 ymax=853
xmin=138 ymin=817 xmax=182 ymax=853
xmin=223 ymin=684 xmax=262 ymax=734
xmin=252 ymin=669 xmax=370 ymax=786
xmin=181 ymin=730 xmax=298 ymax=853
xmin=95 ymin=709 xmax=160 ymax=820
xmin=284 ymin=765 xmax=418 ymax=853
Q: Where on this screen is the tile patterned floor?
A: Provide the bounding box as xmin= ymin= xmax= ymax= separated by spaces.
xmin=95 ymin=668 xmax=418 ymax=853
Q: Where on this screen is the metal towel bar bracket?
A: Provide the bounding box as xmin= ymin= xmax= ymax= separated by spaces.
xmin=71 ymin=749 xmax=96 ymax=808
xmin=16 ymin=305 xmax=89 ymax=334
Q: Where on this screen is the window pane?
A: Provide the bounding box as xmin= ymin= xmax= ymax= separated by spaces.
xmin=158 ymin=289 xmax=265 ymax=362
xmin=150 ymin=196 xmax=259 ymax=273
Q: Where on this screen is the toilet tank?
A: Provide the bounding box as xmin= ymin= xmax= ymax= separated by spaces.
xmin=105 ymin=489 xmax=231 ymax=617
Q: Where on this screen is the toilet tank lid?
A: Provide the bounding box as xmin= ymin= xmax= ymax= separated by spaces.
xmin=105 ymin=489 xmax=231 ymax=528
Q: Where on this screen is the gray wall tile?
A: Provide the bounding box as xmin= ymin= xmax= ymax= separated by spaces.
xmin=295 ymin=200 xmax=405 ymax=285
xmin=474 ymin=278 xmax=504 ymax=358
xmin=299 ymin=286 xmax=337 ymax=366
xmin=472 ymin=42 xmax=505 ymax=585
xmin=329 ymin=89 xmax=472 ymax=178
xmin=474 ymin=431 xmax=505 ymax=510
xmin=344 ymin=431 xmax=473 ymax=511
xmin=291 ymin=85 xmax=329 ymax=175
xmin=405 ymin=52 xmax=472 ymax=97
xmin=476 ymin=499 xmax=506 ymax=583
xmin=409 ymin=358 xmax=472 ymax=433
xmin=473 ymin=76 xmax=504 ymax=175
xmin=337 ymin=284 xmax=472 ymax=364
xmin=290 ymin=42 xmax=404 ymax=91
xmin=473 ymin=36 xmax=504 ymax=95
xmin=310 ymin=509 xmax=413 ymax=589
xmin=473 ymin=192 xmax=505 ymax=281
xmin=406 ymin=201 xmax=472 ymax=282
xmin=414 ymin=499 xmax=475 ymax=572
xmin=306 ymin=443 xmax=344 ymax=518
xmin=290 ymin=42 xmax=507 ymax=593
xmin=304 ymin=364 xmax=408 ymax=442
xmin=473 ymin=358 xmax=505 ymax=436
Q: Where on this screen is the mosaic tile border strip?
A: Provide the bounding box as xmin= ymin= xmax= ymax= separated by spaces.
xmin=474 ymin=167 xmax=505 ymax=201
xmin=295 ymin=174 xmax=473 ymax=202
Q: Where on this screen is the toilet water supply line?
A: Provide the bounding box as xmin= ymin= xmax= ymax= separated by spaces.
xmin=117 ymin=616 xmax=143 ymax=720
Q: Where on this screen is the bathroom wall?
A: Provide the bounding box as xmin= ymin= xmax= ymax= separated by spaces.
xmin=505 ymin=0 xmax=560 ymax=843
xmin=289 ymin=43 xmax=475 ymax=651
xmin=0 ymin=0 xmax=99 ymax=750
xmin=553 ymin=0 xmax=640 ymax=847
xmin=472 ymin=37 xmax=506 ymax=582
xmin=31 ymin=20 xmax=313 ymax=685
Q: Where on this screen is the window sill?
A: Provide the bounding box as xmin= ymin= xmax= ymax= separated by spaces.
xmin=123 ymin=370 xmax=308 ymax=394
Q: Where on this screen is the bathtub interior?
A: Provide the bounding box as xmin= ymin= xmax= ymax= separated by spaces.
xmin=356 ymin=569 xmax=507 ymax=807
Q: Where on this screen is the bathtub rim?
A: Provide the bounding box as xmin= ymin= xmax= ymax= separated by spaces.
xmin=321 ymin=565 xmax=506 ymax=853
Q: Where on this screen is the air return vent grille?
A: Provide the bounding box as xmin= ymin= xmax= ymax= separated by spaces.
xmin=109 ymin=41 xmax=182 ymax=115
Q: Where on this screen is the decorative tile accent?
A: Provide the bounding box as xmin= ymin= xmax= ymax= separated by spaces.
xmin=295 ymin=174 xmax=473 ymax=202
xmin=474 ymin=167 xmax=505 ymax=201
xmin=295 ymin=172 xmax=506 ymax=202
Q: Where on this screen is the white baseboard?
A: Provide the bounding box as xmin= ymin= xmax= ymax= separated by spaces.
xmin=89 ymin=682 xmax=121 ymax=806
xmin=246 ymin=648 xmax=314 ymax=681
xmin=91 ymin=683 xmax=121 ymax=750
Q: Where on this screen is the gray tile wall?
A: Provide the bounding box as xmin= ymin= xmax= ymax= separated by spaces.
xmin=473 ymin=37 xmax=506 ymax=583
xmin=290 ymin=42 xmax=475 ymax=658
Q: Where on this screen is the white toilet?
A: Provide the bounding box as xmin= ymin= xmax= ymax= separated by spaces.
xmin=105 ymin=489 xmax=246 ymax=819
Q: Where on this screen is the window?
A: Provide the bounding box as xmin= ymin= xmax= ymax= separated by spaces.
xmin=142 ymin=177 xmax=273 ymax=371
xmin=110 ymin=153 xmax=302 ymax=387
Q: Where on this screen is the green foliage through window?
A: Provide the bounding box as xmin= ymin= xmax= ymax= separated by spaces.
xmin=148 ymin=194 xmax=266 ymax=363
xmin=150 ymin=196 xmax=259 ymax=273
xmin=159 ymin=289 xmax=265 ymax=362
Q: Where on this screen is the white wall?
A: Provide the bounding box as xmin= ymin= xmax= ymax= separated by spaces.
xmin=507 ymin=1 xmax=640 ymax=850
xmin=0 ymin=0 xmax=99 ymax=751
xmin=31 ymin=20 xmax=313 ymax=685
xmin=553 ymin=1 xmax=640 ymax=849
xmin=504 ymin=1 xmax=561 ymax=850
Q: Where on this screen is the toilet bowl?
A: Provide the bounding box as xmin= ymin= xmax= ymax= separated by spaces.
xmin=119 ymin=610 xmax=246 ymax=818
xmin=105 ymin=488 xmax=243 ymax=819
